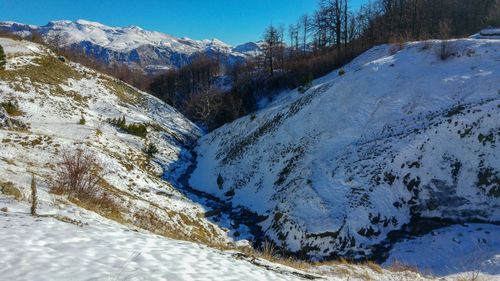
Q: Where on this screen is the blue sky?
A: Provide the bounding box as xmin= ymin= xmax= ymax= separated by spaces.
xmin=1 ymin=0 xmax=366 ymax=45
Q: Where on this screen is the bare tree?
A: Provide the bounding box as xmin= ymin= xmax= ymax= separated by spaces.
xmin=299 ymin=14 xmax=310 ymax=52
xmin=186 ymin=91 xmax=224 ymax=129
xmin=262 ymin=25 xmax=281 ymax=75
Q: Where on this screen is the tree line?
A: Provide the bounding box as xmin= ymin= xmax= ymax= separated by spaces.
xmin=149 ymin=0 xmax=498 ymax=130
xmin=5 ymin=0 xmax=498 ymax=130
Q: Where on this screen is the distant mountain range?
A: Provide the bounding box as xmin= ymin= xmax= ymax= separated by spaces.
xmin=0 ymin=20 xmax=262 ymax=74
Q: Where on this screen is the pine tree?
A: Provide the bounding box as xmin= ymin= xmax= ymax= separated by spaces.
xmin=0 ymin=44 xmax=6 ymax=70
xmin=144 ymin=143 xmax=159 ymax=159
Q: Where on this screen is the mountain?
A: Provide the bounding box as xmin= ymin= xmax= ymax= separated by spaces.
xmin=0 ymin=20 xmax=261 ymax=73
xmin=189 ymin=37 xmax=500 ymax=263
xmin=0 ymin=36 xmax=439 ymax=281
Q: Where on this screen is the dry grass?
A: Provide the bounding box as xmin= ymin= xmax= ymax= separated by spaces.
xmin=69 ymin=191 xmax=125 ymax=223
xmin=1 ymin=101 xmax=23 ymax=116
xmin=386 ymin=260 xmax=421 ymax=274
xmin=100 ymin=77 xmax=144 ymax=106
xmin=0 ymin=181 xmax=23 ymax=200
xmin=366 ymin=260 xmax=384 ymax=274
xmin=0 ymin=55 xmax=84 ymax=93
xmin=437 ymin=40 xmax=454 ymax=61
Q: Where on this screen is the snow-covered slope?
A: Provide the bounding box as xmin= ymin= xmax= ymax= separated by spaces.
xmin=189 ymin=38 xmax=500 ymax=265
xmin=384 ymin=223 xmax=500 ymax=277
xmin=0 ymin=37 xmax=235 ymax=244
xmin=0 ymin=198 xmax=320 ymax=281
xmin=1 ymin=36 xmax=423 ymax=281
xmin=0 ymin=20 xmax=261 ymax=72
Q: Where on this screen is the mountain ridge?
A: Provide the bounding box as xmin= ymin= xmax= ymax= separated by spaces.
xmin=0 ymin=20 xmax=261 ymax=72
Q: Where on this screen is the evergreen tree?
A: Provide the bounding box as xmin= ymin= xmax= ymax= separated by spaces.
xmin=0 ymin=44 xmax=6 ymax=70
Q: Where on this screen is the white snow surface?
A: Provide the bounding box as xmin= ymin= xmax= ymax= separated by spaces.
xmin=384 ymin=223 xmax=500 ymax=278
xmin=190 ymin=38 xmax=500 ymax=270
xmin=0 ymin=198 xmax=319 ymax=281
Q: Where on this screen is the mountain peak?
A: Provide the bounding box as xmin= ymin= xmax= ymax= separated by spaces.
xmin=74 ymin=19 xmax=107 ymax=27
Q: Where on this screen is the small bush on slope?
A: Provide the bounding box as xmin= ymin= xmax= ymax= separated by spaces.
xmin=1 ymin=101 xmax=22 ymax=116
xmin=108 ymin=116 xmax=148 ymax=138
xmin=52 ymin=149 xmax=104 ymax=196
xmin=78 ymin=115 xmax=86 ymax=125
xmin=143 ymin=142 xmax=159 ymax=159
xmin=50 ymin=148 xmax=123 ymax=221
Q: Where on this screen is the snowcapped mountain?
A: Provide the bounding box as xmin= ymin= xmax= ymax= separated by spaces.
xmin=189 ymin=38 xmax=500 ymax=261
xmin=0 ymin=20 xmax=261 ymax=73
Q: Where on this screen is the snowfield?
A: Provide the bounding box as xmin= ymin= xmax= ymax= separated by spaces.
xmin=0 ymin=198 xmax=320 ymax=281
xmin=190 ymin=37 xmax=500 ymax=272
xmin=384 ymin=223 xmax=500 ymax=278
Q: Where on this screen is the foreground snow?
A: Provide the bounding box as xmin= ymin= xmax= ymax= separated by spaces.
xmin=0 ymin=198 xmax=319 ymax=281
xmin=385 ymin=223 xmax=500 ymax=278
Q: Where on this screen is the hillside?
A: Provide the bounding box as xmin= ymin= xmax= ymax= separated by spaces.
xmin=0 ymin=36 xmax=236 ymax=244
xmin=0 ymin=20 xmax=261 ymax=73
xmin=0 ymin=36 xmax=442 ymax=281
xmin=189 ymin=37 xmax=500 ymax=269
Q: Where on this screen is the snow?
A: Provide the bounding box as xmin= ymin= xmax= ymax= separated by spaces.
xmin=0 ymin=20 xmax=258 ymax=58
xmin=0 ymin=198 xmax=315 ymax=281
xmin=2 ymin=38 xmax=353 ymax=281
xmin=385 ymin=223 xmax=500 ymax=279
xmin=189 ymin=38 xmax=500 ymax=273
xmin=0 ymin=37 xmax=228 ymax=245
xmin=1 ymin=35 xmax=500 ymax=280
xmin=471 ymin=27 xmax=500 ymax=39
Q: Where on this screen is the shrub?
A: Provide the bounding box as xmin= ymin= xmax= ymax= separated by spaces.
xmin=437 ymin=40 xmax=454 ymax=61
xmin=0 ymin=181 xmax=23 ymax=200
xmin=78 ymin=115 xmax=86 ymax=125
xmin=51 ymin=148 xmax=104 ymax=196
xmin=143 ymin=142 xmax=159 ymax=159
xmin=338 ymin=69 xmax=346 ymax=76
xmin=1 ymin=101 xmax=22 ymax=116
xmin=125 ymin=123 xmax=147 ymax=138
xmin=217 ymin=174 xmax=224 ymax=189
xmin=420 ymin=40 xmax=432 ymax=51
xmin=298 ymin=73 xmax=313 ymax=94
